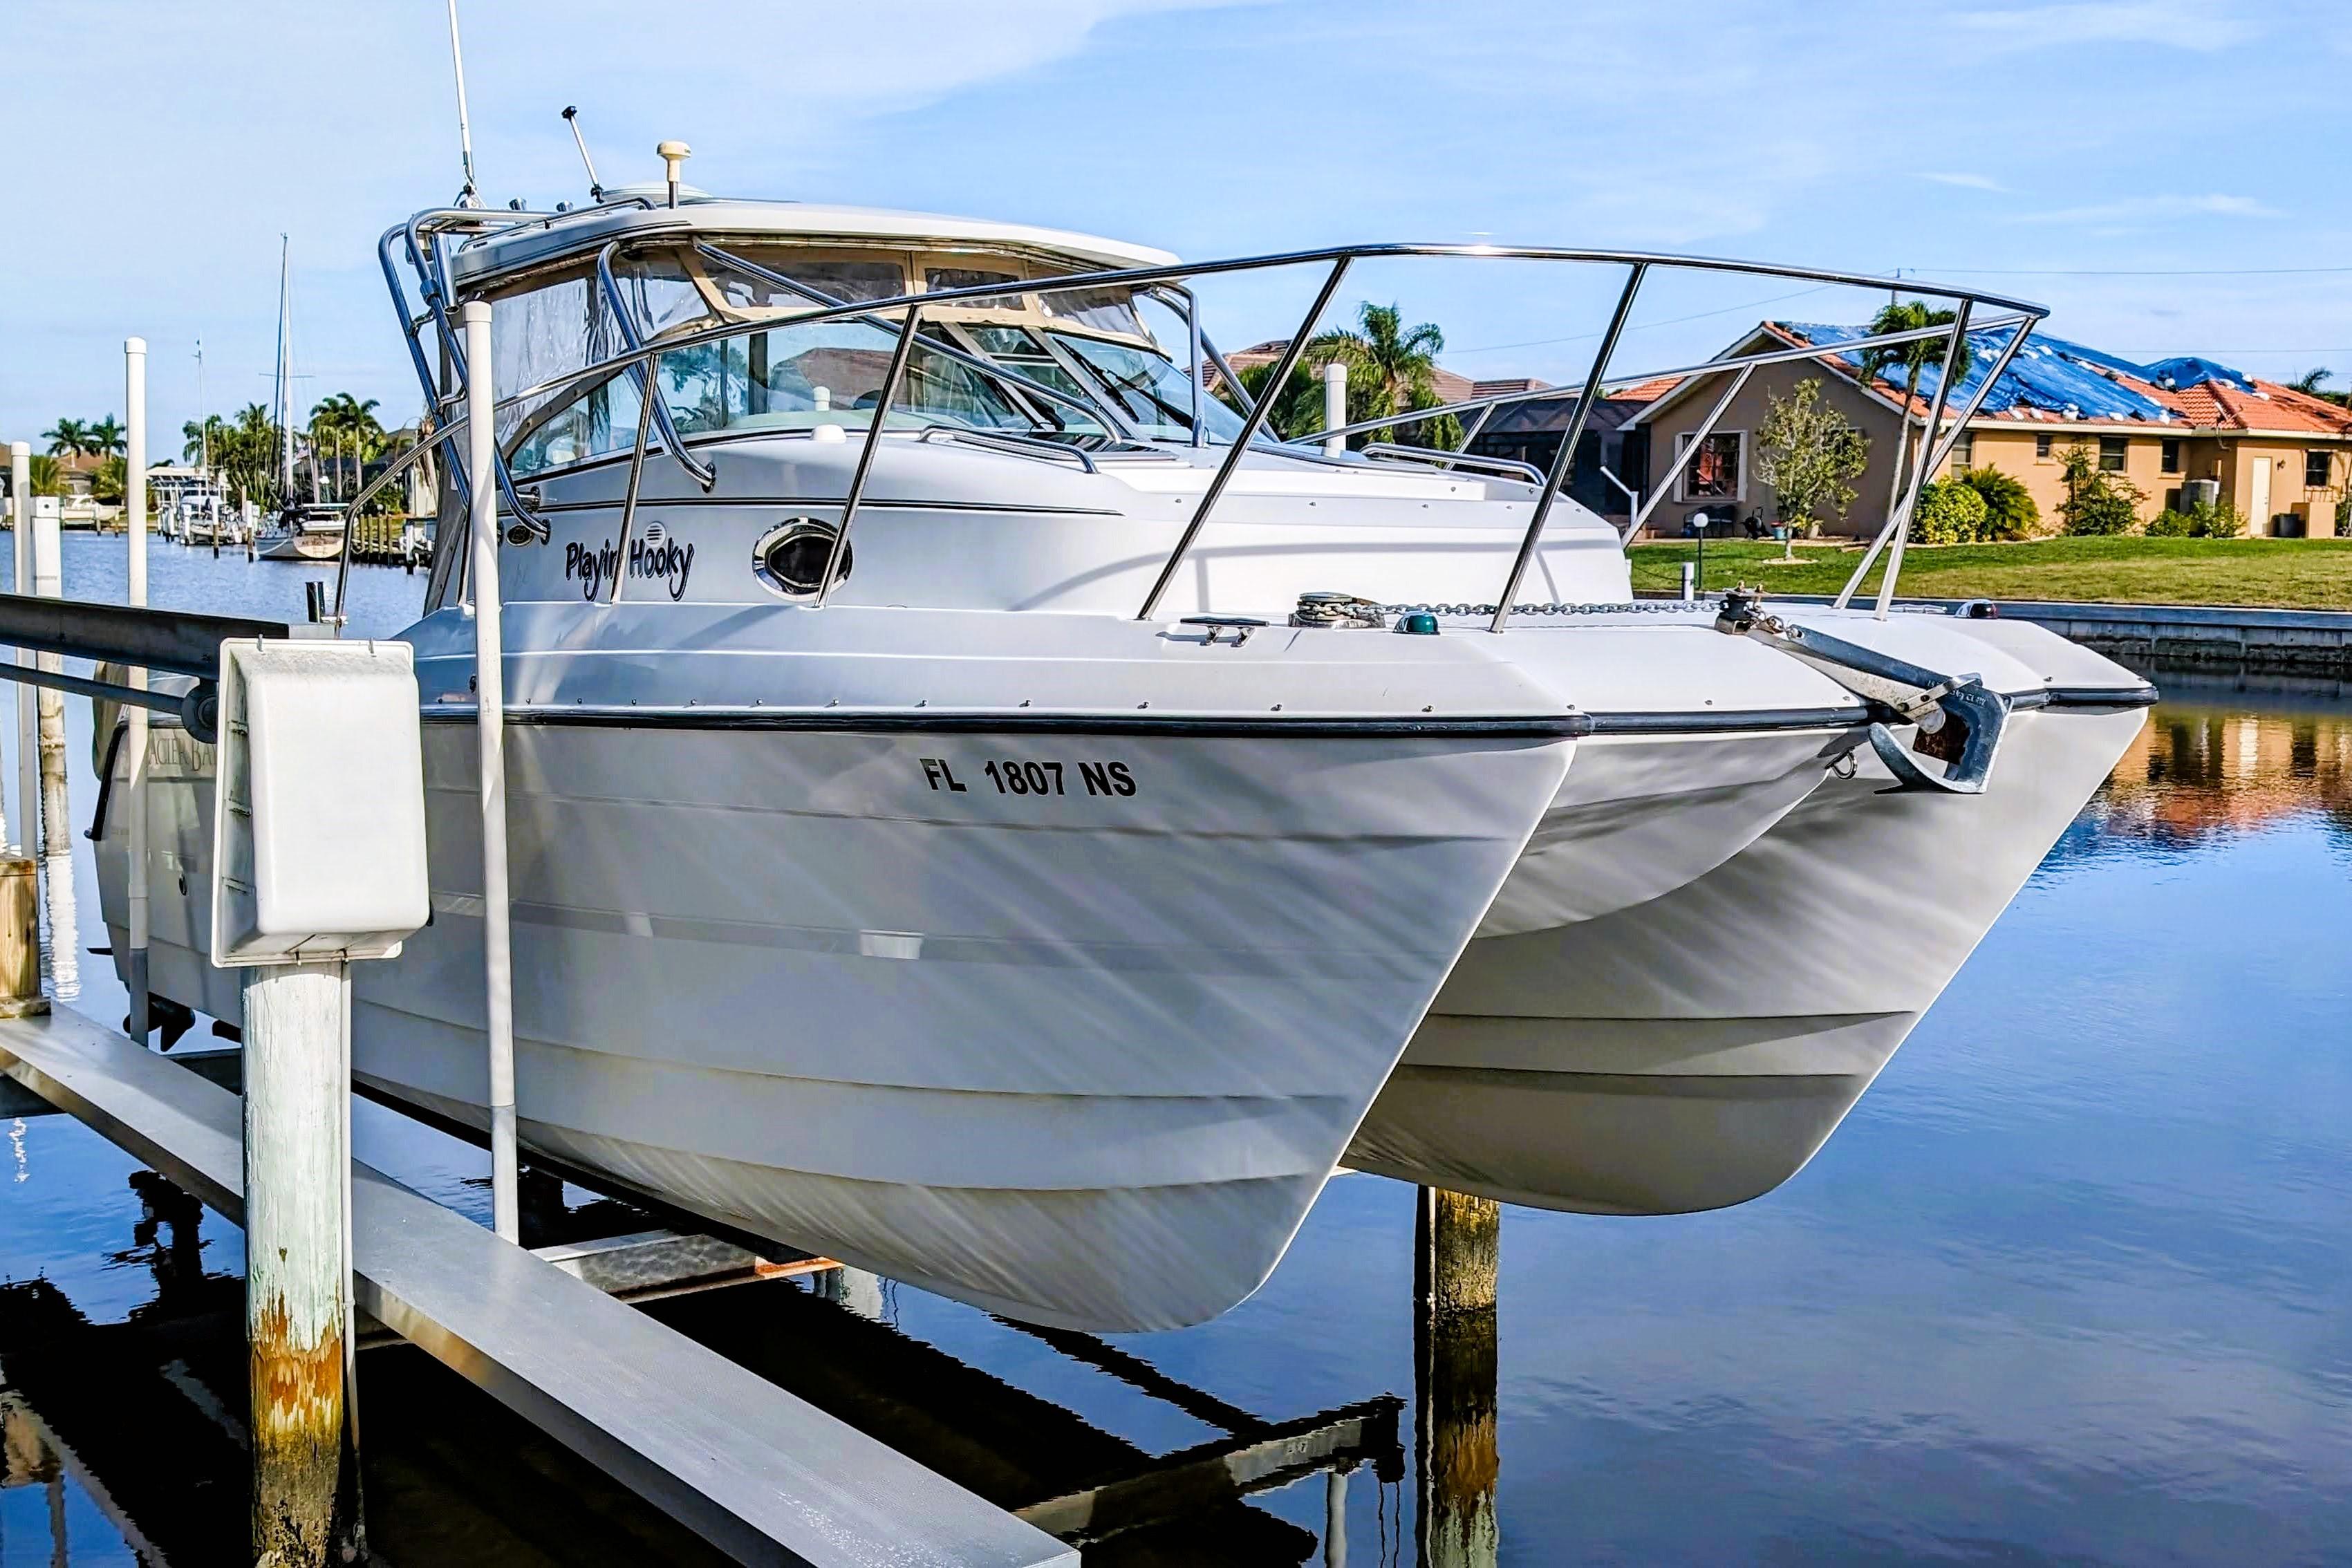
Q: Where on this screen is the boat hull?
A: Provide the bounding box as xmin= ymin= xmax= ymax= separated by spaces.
xmin=100 ymin=713 xmax=1570 ymax=1329
xmin=1348 ymin=696 xmax=2149 ymax=1214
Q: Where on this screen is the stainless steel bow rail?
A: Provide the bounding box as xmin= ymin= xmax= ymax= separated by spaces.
xmin=354 ymin=214 xmax=2048 ymax=628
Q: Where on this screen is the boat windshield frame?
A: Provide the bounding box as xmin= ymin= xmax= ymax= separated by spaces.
xmin=359 ymin=209 xmax=2048 ymax=631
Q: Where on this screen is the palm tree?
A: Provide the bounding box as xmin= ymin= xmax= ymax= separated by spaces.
xmin=43 ymin=418 xmax=92 ymax=458
xmin=87 ymin=416 xmax=127 ymax=456
xmin=183 ymin=413 xmax=227 ymax=467
xmin=308 ymin=392 xmax=385 ymax=500
xmin=1854 ymin=299 xmax=1975 ymax=528
xmin=2290 ymin=368 xmax=2332 ymax=395
xmin=26 ymin=456 xmax=62 ymax=497
xmin=1305 ymin=303 xmax=1461 ymax=449
xmin=1219 ymin=359 xmax=1329 ymax=442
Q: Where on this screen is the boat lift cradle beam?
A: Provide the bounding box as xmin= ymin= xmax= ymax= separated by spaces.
xmin=0 ymin=1007 xmax=1078 ymax=1568
xmin=0 ymin=594 xmax=287 ymax=741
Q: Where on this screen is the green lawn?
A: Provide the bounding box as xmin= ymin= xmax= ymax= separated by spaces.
xmin=1626 ymin=536 xmax=2352 ymax=610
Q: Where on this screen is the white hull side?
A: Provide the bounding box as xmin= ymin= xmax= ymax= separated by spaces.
xmin=101 ymin=718 xmax=1568 ymax=1329
xmin=1349 ymin=702 xmax=2149 ymax=1212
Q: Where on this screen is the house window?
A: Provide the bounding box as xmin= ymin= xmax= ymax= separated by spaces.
xmin=2306 ymin=450 xmax=2332 ymax=488
xmin=2035 ymin=433 xmax=2053 ymax=460
xmin=2098 ymin=436 xmax=2127 ymax=472
xmin=1676 ymin=430 xmax=1742 ymax=501
xmin=2161 ymin=438 xmax=2182 ymax=474
xmin=1951 ymin=430 xmax=1975 ymax=467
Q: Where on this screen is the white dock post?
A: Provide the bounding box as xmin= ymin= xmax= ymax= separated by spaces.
xmin=9 ymin=442 xmax=30 ymax=858
xmin=1680 ymin=560 xmax=1695 ymax=602
xmin=1323 ymin=361 xmax=1348 ymax=458
xmin=125 ymin=337 xmax=151 ymax=1043
xmin=30 ymin=500 xmax=75 ymax=1000
xmin=463 ymin=299 xmax=520 ymax=1243
xmin=243 ymin=958 xmax=348 ymax=1565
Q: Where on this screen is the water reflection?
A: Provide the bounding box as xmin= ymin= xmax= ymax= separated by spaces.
xmin=2069 ymin=680 xmax=2352 ymax=853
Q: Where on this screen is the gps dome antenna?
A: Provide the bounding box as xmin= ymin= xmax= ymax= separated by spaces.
xmin=562 ymin=106 xmax=606 ymax=203
xmin=445 ymin=0 xmax=482 ymax=208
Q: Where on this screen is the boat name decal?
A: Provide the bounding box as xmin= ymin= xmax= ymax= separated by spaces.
xmin=563 ymin=536 xmax=697 ymax=601
xmin=922 ymin=758 xmax=1138 ymax=799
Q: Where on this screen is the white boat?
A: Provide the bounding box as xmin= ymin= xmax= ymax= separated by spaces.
xmin=93 ymin=182 xmax=2150 ymax=1329
xmin=258 ymin=502 xmax=348 ymax=561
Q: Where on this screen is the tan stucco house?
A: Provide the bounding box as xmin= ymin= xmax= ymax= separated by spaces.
xmin=1630 ymin=323 xmax=2352 ymax=539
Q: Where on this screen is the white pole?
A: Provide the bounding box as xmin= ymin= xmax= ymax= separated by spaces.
xmin=126 ymin=338 xmax=151 ymax=1042
xmin=30 ymin=501 xmax=75 ymax=1000
xmin=1325 ymin=1466 xmax=1349 ymax=1567
xmin=1323 ymin=361 xmax=1348 ymax=459
xmin=10 ymin=442 xmax=30 ymax=859
xmin=464 ymin=300 xmax=519 ymax=1242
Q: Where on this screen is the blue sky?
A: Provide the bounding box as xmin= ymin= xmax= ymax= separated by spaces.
xmin=6 ymin=0 xmax=2351 ymax=447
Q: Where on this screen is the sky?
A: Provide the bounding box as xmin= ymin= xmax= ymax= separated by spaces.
xmin=5 ymin=0 xmax=2351 ymax=448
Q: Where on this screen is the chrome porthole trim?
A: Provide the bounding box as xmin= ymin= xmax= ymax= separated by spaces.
xmin=751 ymin=516 xmax=852 ymax=599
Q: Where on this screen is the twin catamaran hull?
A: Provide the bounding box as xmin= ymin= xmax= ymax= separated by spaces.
xmin=99 ymin=702 xmax=1571 ymax=1330
xmin=1347 ymin=614 xmax=2154 ymax=1215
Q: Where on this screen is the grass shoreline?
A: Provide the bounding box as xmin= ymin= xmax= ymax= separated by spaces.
xmin=1626 ymin=536 xmax=2352 ymax=611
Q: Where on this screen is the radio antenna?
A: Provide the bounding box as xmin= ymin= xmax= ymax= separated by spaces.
xmin=562 ymin=106 xmax=605 ymax=203
xmin=445 ymin=0 xmax=481 ymax=208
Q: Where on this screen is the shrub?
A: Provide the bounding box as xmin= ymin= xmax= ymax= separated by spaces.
xmin=1910 ymin=476 xmax=1989 ymax=543
xmin=2194 ymin=501 xmax=2243 ymax=539
xmin=2056 ymin=442 xmax=2146 ymax=535
xmin=1957 ymin=465 xmax=2040 ymax=539
xmin=2148 ymin=500 xmax=2245 ymax=539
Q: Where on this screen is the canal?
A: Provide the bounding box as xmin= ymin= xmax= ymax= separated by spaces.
xmin=2 ymin=536 xmax=2346 ymax=1564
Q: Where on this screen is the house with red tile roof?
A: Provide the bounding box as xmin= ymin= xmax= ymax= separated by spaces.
xmin=1629 ymin=322 xmax=2352 ymax=539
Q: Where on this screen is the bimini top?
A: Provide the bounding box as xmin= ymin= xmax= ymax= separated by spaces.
xmin=445 ymin=195 xmax=1179 ymax=292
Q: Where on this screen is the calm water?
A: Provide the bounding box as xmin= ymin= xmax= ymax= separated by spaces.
xmin=2 ymin=536 xmax=2347 ymax=1565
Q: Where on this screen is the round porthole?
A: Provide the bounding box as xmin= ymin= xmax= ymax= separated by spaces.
xmin=752 ymin=517 xmax=851 ymax=599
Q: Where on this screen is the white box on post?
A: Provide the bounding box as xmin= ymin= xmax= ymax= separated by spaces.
xmin=210 ymin=637 xmax=430 ymax=967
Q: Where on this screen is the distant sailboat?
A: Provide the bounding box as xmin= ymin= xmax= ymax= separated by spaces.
xmin=259 ymin=236 xmax=346 ymax=562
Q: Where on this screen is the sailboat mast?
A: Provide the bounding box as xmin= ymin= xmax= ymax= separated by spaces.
xmin=276 ymin=234 xmax=294 ymax=503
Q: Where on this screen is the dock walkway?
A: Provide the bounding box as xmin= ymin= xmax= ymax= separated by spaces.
xmin=0 ymin=1003 xmax=1077 ymax=1568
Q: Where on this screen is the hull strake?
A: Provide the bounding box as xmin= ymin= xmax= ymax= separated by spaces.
xmin=1349 ymin=702 xmax=2150 ymax=1213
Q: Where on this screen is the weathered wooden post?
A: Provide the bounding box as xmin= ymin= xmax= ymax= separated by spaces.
xmin=1414 ymin=1186 xmax=1500 ymax=1568
xmin=0 ymin=857 xmax=46 ymax=1018
xmin=463 ymin=297 xmax=521 ymax=1243
xmin=212 ymin=636 xmax=430 ymax=1567
xmin=8 ymin=441 xmax=28 ymax=858
xmin=125 ymin=336 xmax=151 ymax=1042
xmin=30 ymin=494 xmax=75 ymax=1000
xmin=245 ymin=958 xmax=346 ymax=1562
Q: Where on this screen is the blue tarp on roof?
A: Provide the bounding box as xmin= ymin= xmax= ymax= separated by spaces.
xmin=1777 ymin=322 xmax=2254 ymax=422
xmin=2143 ymin=356 xmax=2257 ymax=393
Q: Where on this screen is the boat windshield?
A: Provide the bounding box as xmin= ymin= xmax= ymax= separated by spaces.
xmin=1049 ymin=333 xmax=1244 ymax=443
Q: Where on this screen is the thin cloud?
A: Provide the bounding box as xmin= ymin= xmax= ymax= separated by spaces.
xmin=1950 ymin=1 xmax=2242 ymax=51
xmin=1919 ymin=171 xmax=2006 ymax=192
xmin=2008 ymin=193 xmax=2281 ymax=225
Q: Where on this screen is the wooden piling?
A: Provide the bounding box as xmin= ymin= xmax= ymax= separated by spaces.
xmin=0 ymin=858 xmax=46 ymax=1019
xmin=243 ymin=959 xmax=347 ymax=1567
xmin=1415 ymin=1186 xmax=1500 ymax=1568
